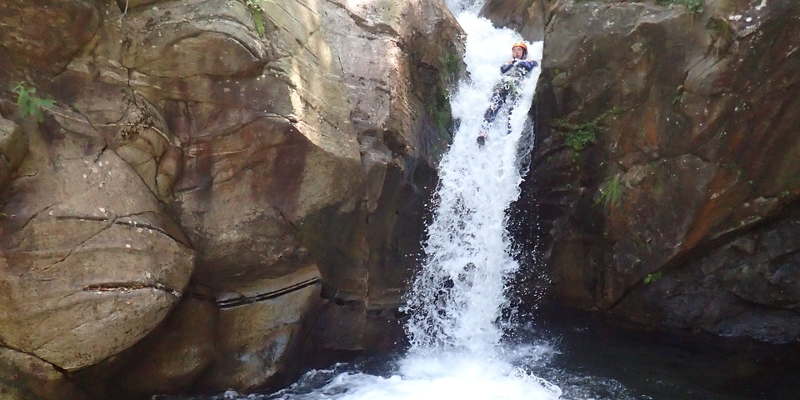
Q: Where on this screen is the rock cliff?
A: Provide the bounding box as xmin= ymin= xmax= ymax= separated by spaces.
xmin=485 ymin=0 xmax=800 ymax=344
xmin=0 ymin=0 xmax=463 ymax=398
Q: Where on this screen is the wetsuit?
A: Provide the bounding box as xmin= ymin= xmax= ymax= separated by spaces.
xmin=481 ymin=59 xmax=538 ymax=132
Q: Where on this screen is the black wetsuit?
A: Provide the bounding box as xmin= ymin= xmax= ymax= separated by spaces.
xmin=481 ymin=59 xmax=538 ymax=132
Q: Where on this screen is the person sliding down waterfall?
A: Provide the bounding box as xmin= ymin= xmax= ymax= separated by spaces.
xmin=476 ymin=42 xmax=538 ymax=146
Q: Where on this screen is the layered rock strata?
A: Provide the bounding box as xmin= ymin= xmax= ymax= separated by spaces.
xmin=0 ymin=0 xmax=463 ymax=397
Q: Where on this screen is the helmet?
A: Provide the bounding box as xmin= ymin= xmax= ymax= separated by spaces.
xmin=512 ymin=42 xmax=528 ymax=57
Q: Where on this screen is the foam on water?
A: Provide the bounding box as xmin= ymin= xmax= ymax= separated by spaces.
xmin=293 ymin=354 xmax=559 ymax=400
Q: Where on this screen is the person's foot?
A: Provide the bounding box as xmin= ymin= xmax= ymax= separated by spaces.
xmin=476 ymin=133 xmax=487 ymax=146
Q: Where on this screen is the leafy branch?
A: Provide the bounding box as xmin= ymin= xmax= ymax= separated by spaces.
xmin=13 ymin=82 xmax=54 ymax=122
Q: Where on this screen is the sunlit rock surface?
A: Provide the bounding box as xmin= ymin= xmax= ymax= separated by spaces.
xmin=0 ymin=0 xmax=463 ymax=397
xmin=525 ymin=0 xmax=800 ymax=343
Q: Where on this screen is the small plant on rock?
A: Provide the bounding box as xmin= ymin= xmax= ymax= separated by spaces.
xmin=657 ymin=0 xmax=704 ymax=14
xmin=552 ymin=106 xmax=623 ymax=154
xmin=12 ymin=82 xmax=54 ymax=122
xmin=244 ymin=0 xmax=266 ymax=36
xmin=596 ymin=174 xmax=623 ymax=209
xmin=563 ymin=120 xmax=601 ymax=152
xmin=644 ymin=271 xmax=664 ymax=285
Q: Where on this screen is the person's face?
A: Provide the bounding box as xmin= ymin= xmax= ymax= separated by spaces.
xmin=512 ymin=46 xmax=525 ymax=59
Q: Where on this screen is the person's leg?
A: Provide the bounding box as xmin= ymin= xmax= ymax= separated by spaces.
xmin=504 ymin=83 xmax=523 ymax=135
xmin=478 ymin=85 xmax=510 ymax=145
xmin=483 ymin=87 xmax=508 ymax=124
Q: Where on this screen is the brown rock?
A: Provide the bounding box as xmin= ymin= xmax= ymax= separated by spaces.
xmin=0 ymin=116 xmax=26 ymax=188
xmin=526 ymin=0 xmax=800 ymax=342
xmin=480 ymin=0 xmax=551 ymax=41
xmin=0 ymin=347 xmax=88 ymax=400
xmin=0 ymin=122 xmax=194 ymax=370
xmin=0 ymin=0 xmax=463 ymax=397
xmin=198 ymin=266 xmax=322 ymax=392
xmin=115 ymin=289 xmax=217 ymax=396
xmin=0 ymin=0 xmax=100 ymax=83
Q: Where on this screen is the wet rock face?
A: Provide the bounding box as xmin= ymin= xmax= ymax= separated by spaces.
xmin=0 ymin=0 xmax=462 ymax=398
xmin=479 ymin=0 xmax=551 ymax=41
xmin=526 ymin=0 xmax=800 ymax=343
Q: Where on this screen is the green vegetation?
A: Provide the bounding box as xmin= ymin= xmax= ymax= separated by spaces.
xmin=428 ymin=87 xmax=453 ymax=137
xmin=596 ymin=174 xmax=623 ymax=209
xmin=552 ymin=107 xmax=623 ymax=154
xmin=672 ymin=85 xmax=685 ymax=106
xmin=657 ymin=0 xmax=704 ymax=14
xmin=13 ymin=82 xmax=54 ymax=122
xmin=440 ymin=50 xmax=461 ymax=83
xmin=244 ymin=0 xmax=266 ymax=36
xmin=644 ymin=271 xmax=664 ymax=285
xmin=564 ymin=122 xmax=599 ymax=152
xmin=427 ymin=48 xmax=461 ymax=147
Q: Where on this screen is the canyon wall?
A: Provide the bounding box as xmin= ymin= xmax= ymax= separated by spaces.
xmin=0 ymin=0 xmax=463 ymax=398
xmin=485 ymin=0 xmax=800 ymax=344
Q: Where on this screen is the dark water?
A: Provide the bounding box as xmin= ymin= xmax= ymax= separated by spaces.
xmin=166 ymin=308 xmax=800 ymax=400
xmin=516 ymin=308 xmax=800 ymax=400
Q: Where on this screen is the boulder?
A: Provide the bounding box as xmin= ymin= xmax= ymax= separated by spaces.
xmin=0 ymin=348 xmax=88 ymax=400
xmin=526 ymin=0 xmax=800 ymax=342
xmin=197 ymin=266 xmax=322 ymax=392
xmin=0 ymin=121 xmax=194 ymax=370
xmin=114 ymin=287 xmax=218 ymax=396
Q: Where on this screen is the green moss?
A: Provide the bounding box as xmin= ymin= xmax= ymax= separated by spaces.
xmin=425 ymin=48 xmax=461 ymax=149
xmin=439 ymin=49 xmax=461 ymax=84
xmin=427 ymin=86 xmax=453 ymax=139
xmin=12 ymin=82 xmax=54 ymax=122
xmin=657 ymin=0 xmax=704 ymax=14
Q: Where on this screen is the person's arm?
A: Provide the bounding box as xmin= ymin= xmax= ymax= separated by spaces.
xmin=500 ymin=60 xmax=517 ymax=74
xmin=519 ymin=60 xmax=538 ymax=71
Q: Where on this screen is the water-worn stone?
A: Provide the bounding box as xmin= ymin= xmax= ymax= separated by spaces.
xmin=525 ymin=0 xmax=800 ymax=343
xmin=0 ymin=122 xmax=195 ymax=370
xmin=114 ymin=289 xmax=217 ymax=396
xmin=0 ymin=116 xmax=25 ymax=188
xmin=0 ymin=0 xmax=100 ymax=83
xmin=0 ymin=0 xmax=463 ymax=397
xmin=197 ymin=266 xmax=322 ymax=392
xmin=0 ymin=348 xmax=88 ymax=400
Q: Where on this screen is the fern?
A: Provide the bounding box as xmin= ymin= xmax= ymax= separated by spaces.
xmin=596 ymin=174 xmax=623 ymax=209
xmin=553 ymin=107 xmax=623 ymax=154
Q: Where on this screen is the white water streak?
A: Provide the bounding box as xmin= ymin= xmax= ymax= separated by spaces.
xmin=403 ymin=12 xmax=542 ymax=355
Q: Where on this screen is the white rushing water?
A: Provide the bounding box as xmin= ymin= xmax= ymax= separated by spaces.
xmin=403 ymin=11 xmax=541 ymax=356
xmin=255 ymin=2 xmax=561 ymax=399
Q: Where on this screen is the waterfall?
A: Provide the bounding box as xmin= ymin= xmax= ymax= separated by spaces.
xmin=253 ymin=2 xmax=563 ymax=399
xmin=403 ymin=11 xmax=540 ymax=356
